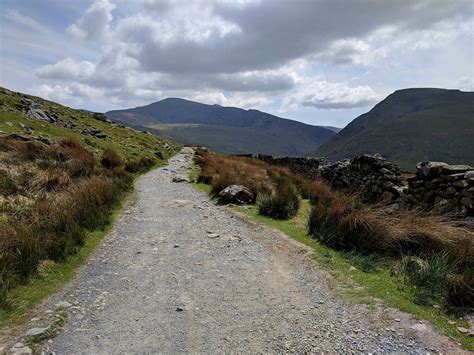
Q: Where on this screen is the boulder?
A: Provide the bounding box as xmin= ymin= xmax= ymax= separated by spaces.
xmin=219 ymin=185 xmax=254 ymax=204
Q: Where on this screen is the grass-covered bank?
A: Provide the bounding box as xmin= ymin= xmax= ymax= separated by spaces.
xmin=0 ymin=193 xmax=128 ymax=330
xmin=191 ymin=149 xmax=473 ymax=350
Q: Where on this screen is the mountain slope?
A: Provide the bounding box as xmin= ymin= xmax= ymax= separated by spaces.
xmin=0 ymin=87 xmax=178 ymax=161
xmin=107 ymin=98 xmax=335 ymax=156
xmin=312 ymin=88 xmax=474 ymax=171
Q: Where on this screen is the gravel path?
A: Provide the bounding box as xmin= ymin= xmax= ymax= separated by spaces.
xmin=42 ymin=148 xmax=462 ymax=353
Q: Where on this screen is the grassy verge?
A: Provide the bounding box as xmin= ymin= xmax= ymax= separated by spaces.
xmin=0 ymin=183 xmax=133 ymax=332
xmin=228 ymin=201 xmax=473 ymax=350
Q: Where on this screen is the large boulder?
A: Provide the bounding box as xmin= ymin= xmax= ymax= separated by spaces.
xmin=219 ymin=185 xmax=254 ymax=204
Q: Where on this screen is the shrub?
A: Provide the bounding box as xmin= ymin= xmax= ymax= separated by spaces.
xmin=101 ymin=149 xmax=124 ymax=169
xmin=52 ymin=138 xmax=95 ymax=177
xmin=398 ymin=253 xmax=457 ymax=306
xmin=258 ymin=179 xmax=300 ymax=219
xmin=30 ymin=170 xmax=72 ymax=192
xmin=0 ymin=170 xmax=18 ymax=195
xmin=125 ymin=156 xmax=155 ymax=173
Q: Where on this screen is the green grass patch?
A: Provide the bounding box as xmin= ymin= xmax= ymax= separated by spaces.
xmin=229 ymin=200 xmax=473 ymax=350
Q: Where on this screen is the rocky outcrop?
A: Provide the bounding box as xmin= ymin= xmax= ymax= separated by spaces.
xmin=319 ymin=155 xmax=404 ymax=203
xmin=219 ymin=185 xmax=254 ymax=204
xmin=403 ymin=162 xmax=474 ymax=216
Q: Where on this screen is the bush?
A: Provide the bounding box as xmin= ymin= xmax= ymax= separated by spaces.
xmin=125 ymin=156 xmax=155 ymax=173
xmin=257 ymin=179 xmax=300 ymax=219
xmin=398 ymin=253 xmax=457 ymax=306
xmin=52 ymin=138 xmax=95 ymax=177
xmin=101 ymin=149 xmax=124 ymax=169
xmin=30 ymin=170 xmax=72 ymax=192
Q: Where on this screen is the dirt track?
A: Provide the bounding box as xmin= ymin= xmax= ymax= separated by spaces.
xmin=42 ymin=148 xmax=462 ymax=353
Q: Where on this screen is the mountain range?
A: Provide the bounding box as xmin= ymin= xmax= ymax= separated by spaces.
xmin=312 ymin=88 xmax=474 ymax=171
xmin=107 ymin=98 xmax=336 ymax=156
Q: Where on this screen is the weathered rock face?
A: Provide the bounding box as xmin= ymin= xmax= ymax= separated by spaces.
xmin=403 ymin=162 xmax=474 ymax=216
xmin=319 ymin=155 xmax=404 ymax=203
xmin=219 ymin=185 xmax=254 ymax=204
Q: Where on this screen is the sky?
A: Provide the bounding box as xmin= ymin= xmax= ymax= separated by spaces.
xmin=1 ymin=0 xmax=473 ymax=128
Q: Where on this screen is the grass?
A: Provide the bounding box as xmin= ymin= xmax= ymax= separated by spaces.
xmin=0 ymin=195 xmax=127 ymax=331
xmin=229 ymin=201 xmax=474 ymax=351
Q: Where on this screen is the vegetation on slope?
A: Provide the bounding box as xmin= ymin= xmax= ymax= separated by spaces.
xmin=312 ymin=88 xmax=474 ymax=171
xmin=0 ymin=87 xmax=179 ymax=324
xmin=194 ymin=149 xmax=474 ymax=348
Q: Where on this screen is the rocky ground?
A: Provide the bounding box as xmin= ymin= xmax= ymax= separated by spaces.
xmin=6 ymin=147 xmax=465 ymax=353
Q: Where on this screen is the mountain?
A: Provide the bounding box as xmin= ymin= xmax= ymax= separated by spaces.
xmin=107 ymin=98 xmax=336 ymax=156
xmin=311 ymin=88 xmax=474 ymax=171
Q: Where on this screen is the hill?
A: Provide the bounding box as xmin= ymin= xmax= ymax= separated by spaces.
xmin=106 ymin=98 xmax=336 ymax=156
xmin=311 ymin=88 xmax=474 ymax=171
xmin=0 ymin=87 xmax=178 ymax=161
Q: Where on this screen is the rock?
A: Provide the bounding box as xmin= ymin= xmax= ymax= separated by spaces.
xmin=176 ymin=306 xmax=184 ymax=312
xmin=8 ymin=133 xmax=31 ymax=141
xmin=465 ymin=171 xmax=474 ymax=181
xmin=461 ymin=197 xmax=473 ymax=209
xmin=416 ymin=161 xmax=448 ymax=176
xmin=442 ymin=164 xmax=472 ymax=174
xmin=172 ymin=175 xmax=190 ymax=183
xmin=453 ymin=180 xmax=469 ymax=188
xmin=11 ymin=343 xmax=33 ymax=354
xmin=94 ymin=132 xmax=107 ymax=139
xmin=207 ymin=233 xmax=220 ymax=239
xmin=55 ymin=301 xmax=72 ymax=308
xmin=155 ymin=151 xmax=164 ymax=159
xmin=457 ymin=326 xmax=469 ymax=333
xmin=92 ymin=113 xmax=108 ymax=122
xmin=25 ymin=325 xmax=50 ymax=337
xmin=218 ymin=185 xmax=254 ymax=204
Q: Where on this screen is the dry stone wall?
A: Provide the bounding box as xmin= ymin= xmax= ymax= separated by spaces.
xmin=257 ymin=155 xmax=328 ymax=180
xmin=403 ymin=162 xmax=474 ymax=217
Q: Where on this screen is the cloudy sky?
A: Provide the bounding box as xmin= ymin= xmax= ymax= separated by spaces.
xmin=1 ymin=0 xmax=473 ymax=127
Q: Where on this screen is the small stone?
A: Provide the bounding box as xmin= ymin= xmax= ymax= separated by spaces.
xmin=174 ymin=244 xmax=180 ymax=248
xmin=30 ymin=317 xmax=41 ymax=322
xmin=176 ymin=306 xmax=184 ymax=312
xmin=207 ymin=233 xmax=220 ymax=239
xmin=25 ymin=325 xmax=50 ymax=337
xmin=394 ymin=318 xmax=401 ymax=322
xmin=55 ymin=301 xmax=72 ymax=308
xmin=411 ymin=323 xmax=427 ymax=332
xmin=457 ymin=326 xmax=469 ymax=333
xmin=448 ymin=320 xmax=456 ymax=325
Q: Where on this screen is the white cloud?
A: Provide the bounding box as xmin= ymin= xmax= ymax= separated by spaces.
xmin=282 ymin=80 xmax=381 ymax=110
xmin=66 ymin=0 xmax=115 ymax=40
xmin=4 ymin=9 xmax=49 ymax=33
xmin=36 ymin=58 xmax=96 ymax=80
xmin=457 ymin=76 xmax=474 ymax=91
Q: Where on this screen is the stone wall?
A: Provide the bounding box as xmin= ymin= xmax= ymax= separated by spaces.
xmin=403 ymin=162 xmax=474 ymax=216
xmin=257 ymin=154 xmax=403 ymax=203
xmin=256 ymin=155 xmax=328 ymax=180
xmin=318 ymin=155 xmax=404 ymax=203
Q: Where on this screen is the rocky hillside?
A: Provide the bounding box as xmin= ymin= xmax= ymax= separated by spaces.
xmin=0 ymin=87 xmax=178 ymax=161
xmin=311 ymin=88 xmax=474 ymax=171
xmin=107 ymin=98 xmax=336 ymax=156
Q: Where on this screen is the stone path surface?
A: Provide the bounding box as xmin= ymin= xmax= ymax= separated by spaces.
xmin=42 ymin=148 xmax=462 ymax=353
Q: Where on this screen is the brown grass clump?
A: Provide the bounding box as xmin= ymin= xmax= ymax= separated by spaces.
xmin=30 ymin=169 xmax=72 ymax=192
xmin=196 ymin=149 xmax=273 ymax=197
xmin=101 ymin=148 xmax=124 ymax=169
xmin=52 ymin=138 xmax=95 ymax=176
xmin=125 ymin=156 xmax=156 ymax=173
xmin=257 ymin=177 xmax=300 ymax=219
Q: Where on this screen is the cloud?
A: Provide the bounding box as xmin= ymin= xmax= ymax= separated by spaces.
xmin=117 ymin=0 xmax=471 ymax=74
xmin=282 ymin=80 xmax=381 ymax=110
xmin=36 ymin=58 xmax=96 ymax=80
xmin=4 ymin=9 xmax=49 ymax=33
xmin=457 ymin=76 xmax=474 ymax=91
xmin=66 ymin=0 xmax=115 ymax=40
